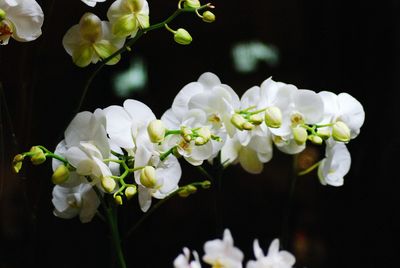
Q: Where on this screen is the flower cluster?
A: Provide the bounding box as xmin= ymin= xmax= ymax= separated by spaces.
xmin=174 ymin=229 xmax=295 ymax=268
xmin=13 ymin=71 xmax=364 ymax=223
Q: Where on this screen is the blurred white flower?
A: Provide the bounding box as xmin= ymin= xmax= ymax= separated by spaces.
xmin=203 ymin=229 xmax=244 ymax=268
xmin=81 ymin=0 xmax=106 ymax=7
xmin=0 ymin=0 xmax=43 ymax=45
xmin=62 ymin=12 xmax=125 ymax=67
xmin=174 ymin=247 xmax=202 ymax=268
xmin=246 ymin=239 xmax=295 ymax=268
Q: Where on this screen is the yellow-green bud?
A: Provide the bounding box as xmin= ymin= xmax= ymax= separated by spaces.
xmin=197 ymin=127 xmax=211 ymax=141
xmin=12 ymin=154 xmax=25 ymax=174
xmin=0 ymin=9 xmax=6 ymax=21
xmin=231 ymin=114 xmax=246 ymax=130
xmin=181 ymin=127 xmax=193 ymax=142
xmin=101 ymin=177 xmax=116 ymax=193
xmin=147 ymin=120 xmax=166 ymax=143
xmin=174 ymin=28 xmax=192 ymax=45
xmin=194 ymin=136 xmax=206 ymax=146
xmin=201 ymin=180 xmax=211 ymax=189
xmin=52 ymin=165 xmax=70 ymax=185
xmin=332 ymin=121 xmax=351 ymax=142
xmin=316 ymin=128 xmax=331 ymax=140
xmin=202 ymin=11 xmax=216 ymax=23
xmin=249 ymin=114 xmax=263 ymax=125
xmin=309 ymin=135 xmax=323 ymax=145
xmin=292 ymin=126 xmax=308 ymax=145
xmin=30 ymin=146 xmax=46 ymax=165
xmin=242 ymin=122 xmax=254 ymax=130
xmin=114 ymin=195 xmax=123 ymax=205
xmin=184 ymin=0 xmax=201 ymax=9
xmin=178 ymin=185 xmax=197 ymax=198
xmin=125 ymin=186 xmax=137 ymax=200
xmin=140 ymin=166 xmax=157 ymax=188
xmin=265 ymin=106 xmax=282 ymax=128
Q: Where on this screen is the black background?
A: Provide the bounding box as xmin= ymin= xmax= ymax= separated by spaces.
xmin=1 ymin=0 xmax=399 ymax=267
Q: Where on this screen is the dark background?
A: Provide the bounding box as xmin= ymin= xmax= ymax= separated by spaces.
xmin=1 ymin=0 xmax=399 ymax=267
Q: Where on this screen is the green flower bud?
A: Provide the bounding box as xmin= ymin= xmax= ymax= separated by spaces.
xmin=12 ymin=154 xmax=25 ymax=174
xmin=249 ymin=114 xmax=263 ymax=125
xmin=194 ymin=136 xmax=206 ymax=146
xmin=52 ymin=165 xmax=70 ymax=185
xmin=178 ymin=185 xmax=197 ymax=198
xmin=292 ymin=126 xmax=308 ymax=145
xmin=197 ymin=127 xmax=211 ymax=141
xmin=101 ymin=177 xmax=116 ymax=193
xmin=309 ymin=135 xmax=323 ymax=145
xmin=114 ymin=195 xmax=123 ymax=205
xmin=147 ymin=119 xmax=166 ymax=143
xmin=332 ymin=121 xmax=351 ymax=142
xmin=184 ymin=0 xmax=201 ymax=9
xmin=181 ymin=127 xmax=193 ymax=142
xmin=0 ymin=9 xmax=6 ymax=21
xmin=30 ymin=146 xmax=46 ymax=165
xmin=140 ymin=166 xmax=157 ymax=188
xmin=202 ymin=11 xmax=216 ymax=23
xmin=201 ymin=180 xmax=211 ymax=189
xmin=174 ymin=28 xmax=192 ymax=45
xmin=125 ymin=186 xmax=137 ymax=200
xmin=316 ymin=127 xmax=331 ymax=140
xmin=242 ymin=122 xmax=254 ymax=130
xmin=230 ymin=114 xmax=246 ymax=130
xmin=265 ymin=106 xmax=282 ymax=128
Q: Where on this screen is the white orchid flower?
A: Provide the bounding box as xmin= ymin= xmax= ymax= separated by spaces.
xmin=203 ymin=229 xmax=244 ymax=268
xmin=318 ymin=91 xmax=365 ymax=141
xmin=52 ymin=173 xmax=100 ymax=223
xmin=174 ymin=247 xmax=202 ymax=268
xmin=318 ymin=141 xmax=351 ymax=187
xmin=62 ymin=12 xmax=125 ymax=67
xmin=81 ymin=0 xmax=106 ymax=7
xmin=246 ymin=239 xmax=295 ymax=268
xmin=107 ymin=0 xmax=150 ymax=38
xmin=0 ymin=0 xmax=43 ymax=45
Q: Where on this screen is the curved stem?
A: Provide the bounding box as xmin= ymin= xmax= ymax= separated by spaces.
xmin=298 ymin=161 xmax=321 ymax=176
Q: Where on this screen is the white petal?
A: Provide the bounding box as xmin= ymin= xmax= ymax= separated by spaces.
xmin=221 ymin=136 xmax=240 ymax=166
xmin=123 ymin=99 xmax=156 ymax=128
xmin=65 ymin=147 xmax=88 ymax=169
xmin=172 ymin=82 xmax=203 ymax=116
xmin=253 ymin=239 xmax=265 ymax=259
xmin=138 ymin=185 xmax=152 ymax=212
xmin=267 ymin=239 xmax=280 ymax=256
xmin=294 ymin=89 xmax=324 ymax=124
xmin=104 ymin=105 xmax=135 ymax=149
xmin=238 ymin=147 xmax=263 ymax=174
xmin=338 ymin=93 xmax=365 ymax=138
xmin=198 ymin=72 xmax=222 ymax=89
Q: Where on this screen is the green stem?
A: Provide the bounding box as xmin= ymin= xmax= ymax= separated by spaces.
xmin=298 ymin=161 xmax=321 ymax=176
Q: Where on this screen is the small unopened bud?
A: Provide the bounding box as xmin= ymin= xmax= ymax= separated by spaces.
xmin=181 ymin=127 xmax=193 ymax=142
xmin=242 ymin=122 xmax=254 ymax=130
xmin=197 ymin=127 xmax=211 ymax=141
xmin=12 ymin=154 xmax=25 ymax=174
xmin=147 ymin=120 xmax=166 ymax=143
xmin=249 ymin=114 xmax=263 ymax=125
xmin=101 ymin=177 xmax=116 ymax=193
xmin=292 ymin=126 xmax=308 ymax=145
xmin=309 ymin=135 xmax=323 ymax=145
xmin=265 ymin=106 xmax=282 ymax=128
xmin=201 ymin=180 xmax=211 ymax=189
xmin=140 ymin=166 xmax=157 ymax=188
xmin=332 ymin=121 xmax=351 ymax=142
xmin=125 ymin=186 xmax=137 ymax=200
xmin=202 ymin=11 xmax=216 ymax=23
xmin=0 ymin=9 xmax=6 ymax=21
xmin=194 ymin=136 xmax=206 ymax=146
xmin=179 ymin=185 xmax=197 ymax=197
xmin=114 ymin=195 xmax=123 ymax=205
xmin=316 ymin=128 xmax=331 ymax=140
xmin=231 ymin=114 xmax=246 ymax=130
xmin=30 ymin=146 xmax=46 ymax=165
xmin=184 ymin=0 xmax=201 ymax=9
xmin=52 ymin=165 xmax=70 ymax=185
xmin=174 ymin=28 xmax=192 ymax=45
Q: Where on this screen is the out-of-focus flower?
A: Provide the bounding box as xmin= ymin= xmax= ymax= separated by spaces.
xmin=174 ymin=247 xmax=202 ymax=268
xmin=62 ymin=12 xmax=125 ymax=67
xmin=203 ymin=229 xmax=244 ymax=268
xmin=81 ymin=0 xmax=106 ymax=7
xmin=107 ymin=0 xmax=150 ymax=38
xmin=246 ymin=239 xmax=295 ymax=268
xmin=0 ymin=0 xmax=44 ymax=45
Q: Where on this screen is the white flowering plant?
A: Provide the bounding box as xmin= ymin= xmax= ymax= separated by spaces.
xmin=4 ymin=0 xmax=365 ymax=267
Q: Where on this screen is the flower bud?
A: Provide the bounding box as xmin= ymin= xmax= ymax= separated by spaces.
xmin=292 ymin=126 xmax=308 ymax=145
xmin=316 ymin=128 xmax=331 ymax=140
xmin=242 ymin=122 xmax=254 ymax=130
xmin=12 ymin=154 xmax=25 ymax=174
xmin=181 ymin=127 xmax=193 ymax=142
xmin=309 ymin=135 xmax=323 ymax=145
xmin=265 ymin=106 xmax=282 ymax=128
xmin=140 ymin=166 xmax=157 ymax=188
xmin=249 ymin=114 xmax=263 ymax=125
xmin=178 ymin=185 xmax=197 ymax=198
xmin=332 ymin=121 xmax=351 ymax=142
xmin=125 ymin=186 xmax=137 ymax=200
xmin=174 ymin=28 xmax=192 ymax=45
xmin=202 ymin=11 xmax=216 ymax=23
xmin=147 ymin=120 xmax=166 ymax=143
xmin=0 ymin=9 xmax=6 ymax=21
xmin=114 ymin=195 xmax=123 ymax=205
xmin=52 ymin=165 xmax=70 ymax=185
xmin=30 ymin=146 xmax=46 ymax=165
xmin=230 ymin=114 xmax=246 ymax=130
xmin=201 ymin=180 xmax=211 ymax=189
xmin=194 ymin=136 xmax=206 ymax=146
xmin=197 ymin=127 xmax=211 ymax=141
xmin=101 ymin=177 xmax=116 ymax=193
xmin=184 ymin=0 xmax=201 ymax=9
